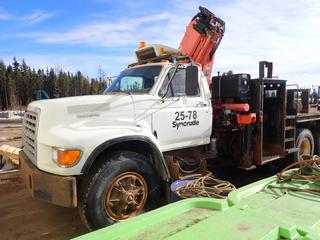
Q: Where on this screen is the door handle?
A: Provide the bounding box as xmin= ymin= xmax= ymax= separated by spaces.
xmin=196 ymin=102 xmax=207 ymax=107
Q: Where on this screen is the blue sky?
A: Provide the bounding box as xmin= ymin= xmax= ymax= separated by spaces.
xmin=0 ymin=0 xmax=319 ymax=86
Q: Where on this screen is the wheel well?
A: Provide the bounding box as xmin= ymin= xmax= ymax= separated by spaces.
xmin=297 ymin=123 xmax=320 ymax=155
xmin=82 ymin=139 xmax=170 ymax=181
xmin=100 ymin=140 xmax=155 ymax=163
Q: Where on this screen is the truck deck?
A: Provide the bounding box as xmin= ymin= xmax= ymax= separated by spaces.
xmin=296 ymin=107 xmax=320 ymax=123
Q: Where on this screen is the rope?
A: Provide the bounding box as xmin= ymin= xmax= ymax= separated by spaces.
xmin=277 ymin=155 xmax=320 ymax=183
xmin=270 ymin=155 xmax=320 ymax=195
xmin=174 ymin=172 xmax=236 ymax=199
xmin=268 ymin=185 xmax=320 ymax=196
xmin=176 ymin=156 xmax=202 ymax=174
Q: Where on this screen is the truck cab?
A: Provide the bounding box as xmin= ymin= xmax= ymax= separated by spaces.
xmin=105 ymin=58 xmax=212 ymax=152
xmin=20 ymin=45 xmax=213 ymax=229
xmin=19 ymin=6 xmax=227 ymax=230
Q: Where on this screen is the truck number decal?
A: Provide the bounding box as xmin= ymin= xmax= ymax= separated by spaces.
xmin=172 ymin=111 xmax=199 ymax=130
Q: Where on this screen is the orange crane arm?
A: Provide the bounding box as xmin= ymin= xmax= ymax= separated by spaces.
xmin=179 ymin=6 xmax=225 ymax=84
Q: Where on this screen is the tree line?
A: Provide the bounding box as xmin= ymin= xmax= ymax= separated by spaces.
xmin=0 ymin=58 xmax=114 ymax=110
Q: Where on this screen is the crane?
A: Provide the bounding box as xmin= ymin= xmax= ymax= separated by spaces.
xmin=179 ymin=6 xmax=225 ymax=83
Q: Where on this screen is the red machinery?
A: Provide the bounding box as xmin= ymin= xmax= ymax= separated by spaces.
xmin=179 ymin=6 xmax=225 ymax=84
xmin=179 ymin=7 xmax=253 ymax=127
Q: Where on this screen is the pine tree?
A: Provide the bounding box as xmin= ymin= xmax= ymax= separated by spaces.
xmin=83 ymin=76 xmax=90 ymax=95
xmin=12 ymin=58 xmax=23 ymax=107
xmin=35 ymin=69 xmax=45 ymax=94
xmin=59 ymin=71 xmax=70 ymax=97
xmin=74 ymin=71 xmax=83 ymax=96
xmin=0 ymin=61 xmax=8 ymax=109
xmin=90 ymin=78 xmax=100 ymax=94
xmin=6 ymin=65 xmax=16 ymax=108
xmin=69 ymin=73 xmax=76 ymax=96
xmin=20 ymin=59 xmax=32 ymax=105
xmin=43 ymin=68 xmax=57 ymax=98
xmin=0 ymin=58 xmax=114 ymax=109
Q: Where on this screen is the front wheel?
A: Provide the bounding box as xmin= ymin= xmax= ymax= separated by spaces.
xmin=78 ymin=151 xmax=160 ymax=230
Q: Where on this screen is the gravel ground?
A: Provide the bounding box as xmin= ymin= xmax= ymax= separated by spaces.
xmin=0 ymin=125 xmax=88 ymax=240
xmin=0 ymin=124 xmax=280 ymax=240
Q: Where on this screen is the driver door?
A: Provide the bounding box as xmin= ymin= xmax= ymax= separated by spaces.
xmin=152 ymin=67 xmax=211 ymax=151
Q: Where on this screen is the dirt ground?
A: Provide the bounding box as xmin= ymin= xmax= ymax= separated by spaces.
xmin=0 ymin=124 xmax=88 ymax=240
xmin=0 ymin=125 xmax=23 ymax=148
xmin=0 ymin=123 xmax=279 ymax=240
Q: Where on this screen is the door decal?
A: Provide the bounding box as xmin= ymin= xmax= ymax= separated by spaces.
xmin=172 ymin=111 xmax=199 ymax=130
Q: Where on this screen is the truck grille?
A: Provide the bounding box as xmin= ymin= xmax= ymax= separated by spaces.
xmin=22 ymin=110 xmax=39 ymax=162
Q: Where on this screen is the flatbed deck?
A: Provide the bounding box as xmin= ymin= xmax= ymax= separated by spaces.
xmin=296 ymin=107 xmax=320 ymax=123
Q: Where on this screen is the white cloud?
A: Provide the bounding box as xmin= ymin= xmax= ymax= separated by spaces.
xmin=29 ymin=12 xmax=180 ymax=48
xmin=21 ymin=9 xmax=55 ymax=25
xmin=92 ymin=0 xmax=150 ymax=9
xmin=0 ymin=8 xmax=13 ymax=20
xmin=4 ymin=0 xmax=320 ymax=84
xmin=1 ymin=54 xmax=133 ymax=77
xmin=203 ymin=0 xmax=320 ymax=85
xmin=0 ymin=8 xmax=54 ymax=24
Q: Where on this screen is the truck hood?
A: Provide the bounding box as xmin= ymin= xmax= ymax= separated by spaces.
xmin=27 ymin=94 xmax=136 ymax=129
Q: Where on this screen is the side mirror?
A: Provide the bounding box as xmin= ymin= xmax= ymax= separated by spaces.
xmin=186 ymin=66 xmax=200 ymax=96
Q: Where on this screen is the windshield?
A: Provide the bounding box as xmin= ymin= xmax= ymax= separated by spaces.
xmin=104 ymin=66 xmax=162 ymax=93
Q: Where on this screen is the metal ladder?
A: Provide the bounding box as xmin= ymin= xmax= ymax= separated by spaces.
xmin=284 ymin=115 xmax=298 ymax=154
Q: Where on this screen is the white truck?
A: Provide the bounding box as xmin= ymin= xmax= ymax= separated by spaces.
xmin=19 ymin=6 xmax=320 ymax=230
xmin=20 ymin=7 xmax=225 ymax=230
xmin=21 ymin=58 xmax=213 ymax=228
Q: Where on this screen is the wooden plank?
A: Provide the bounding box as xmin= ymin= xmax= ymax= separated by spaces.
xmin=0 ymin=144 xmax=21 ymax=165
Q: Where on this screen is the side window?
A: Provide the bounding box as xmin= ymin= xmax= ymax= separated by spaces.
xmin=159 ymin=68 xmax=175 ymax=97
xmin=159 ymin=68 xmax=200 ymax=97
xmin=170 ymin=68 xmax=186 ymax=97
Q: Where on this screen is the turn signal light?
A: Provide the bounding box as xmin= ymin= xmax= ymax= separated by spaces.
xmin=57 ymin=149 xmax=81 ymax=167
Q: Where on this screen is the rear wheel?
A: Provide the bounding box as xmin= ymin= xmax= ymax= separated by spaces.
xmin=0 ymin=155 xmax=4 ymax=169
xmin=78 ymin=151 xmax=160 ymax=230
xmin=313 ymin=133 xmax=320 ymax=155
xmin=294 ymin=129 xmax=314 ymax=161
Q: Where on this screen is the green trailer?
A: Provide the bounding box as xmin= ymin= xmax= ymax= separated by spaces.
xmin=74 ymin=172 xmax=320 ymax=240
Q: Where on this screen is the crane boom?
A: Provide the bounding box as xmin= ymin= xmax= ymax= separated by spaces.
xmin=179 ymin=6 xmax=225 ymax=84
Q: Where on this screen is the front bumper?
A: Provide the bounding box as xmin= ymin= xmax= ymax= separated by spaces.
xmin=19 ymin=150 xmax=77 ymax=208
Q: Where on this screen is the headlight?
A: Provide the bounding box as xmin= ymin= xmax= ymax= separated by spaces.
xmin=52 ymin=148 xmax=82 ymax=167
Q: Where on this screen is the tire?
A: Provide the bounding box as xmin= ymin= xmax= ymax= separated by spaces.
xmin=314 ymin=133 xmax=320 ymax=155
xmin=0 ymin=155 xmax=4 ymax=169
xmin=78 ymin=151 xmax=161 ymax=230
xmin=294 ymin=128 xmax=314 ymax=161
